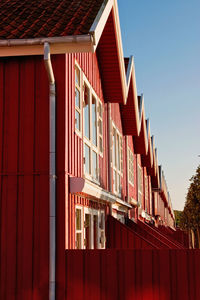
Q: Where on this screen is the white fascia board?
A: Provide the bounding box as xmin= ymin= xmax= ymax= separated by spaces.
xmin=126 ymin=56 xmax=134 ymax=90
xmin=112 ymin=0 xmax=127 ymax=104
xmin=90 ymin=0 xmax=114 ymax=47
xmin=130 ymin=59 xmax=140 ymax=136
xmin=115 ymin=198 xmax=132 ymax=209
xmin=112 ymin=204 xmax=129 ymax=213
xmin=0 ymin=35 xmax=94 ymax=57
xmin=70 ymin=177 xmax=119 ymax=204
xmin=91 ymin=0 xmax=127 ymax=104
xmin=129 ymin=197 xmax=138 ymax=207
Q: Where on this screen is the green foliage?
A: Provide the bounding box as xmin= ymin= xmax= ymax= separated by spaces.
xmin=180 ymin=165 xmax=200 ymax=231
xmin=174 ymin=210 xmax=182 ymax=228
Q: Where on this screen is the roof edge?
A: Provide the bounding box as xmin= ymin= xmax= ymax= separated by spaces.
xmin=0 ymin=35 xmax=94 ymax=57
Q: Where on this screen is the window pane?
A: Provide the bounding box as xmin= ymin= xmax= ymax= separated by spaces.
xmin=99 ymin=102 xmax=102 ymax=118
xmin=100 ymin=231 xmax=105 ymax=248
xmin=75 ymin=110 xmax=80 ymax=131
xmin=92 ymin=151 xmax=98 ymax=179
xmin=117 ymin=135 xmax=120 ymax=170
xmin=99 ymin=212 xmax=104 ymax=229
xmin=84 ymin=144 xmax=91 ymax=174
xmin=75 ymin=88 xmax=80 ymax=108
xmin=115 ymin=171 xmax=117 ymax=191
xmin=76 ymin=233 xmax=82 ymax=249
xmin=99 ymin=137 xmax=103 ymax=153
xmin=75 ymin=67 xmax=80 ymax=86
xmin=118 ymin=174 xmax=121 ymax=193
xmin=76 ymin=209 xmax=82 ymax=230
xmin=84 ymin=85 xmax=90 ymax=139
xmin=113 ymin=129 xmax=116 ymax=167
xmin=99 ymin=120 xmax=103 ymax=135
xmin=92 ymin=97 xmax=97 ymax=146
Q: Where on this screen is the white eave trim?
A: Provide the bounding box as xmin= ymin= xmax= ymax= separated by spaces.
xmin=70 ymin=177 xmax=132 ymax=208
xmin=70 ymin=177 xmax=116 ymax=204
xmin=0 ymin=34 xmax=94 ymax=57
xmin=89 ymin=0 xmax=113 ymax=47
xmin=126 ymin=56 xmax=134 ymax=90
xmin=115 ymin=198 xmax=132 ymax=209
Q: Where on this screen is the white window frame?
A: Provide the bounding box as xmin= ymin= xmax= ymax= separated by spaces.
xmin=98 ymin=210 xmax=106 ymax=249
xmin=82 ymin=73 xmax=103 ymax=183
xmin=145 ymin=175 xmax=148 ymax=212
xmin=75 ymin=63 xmax=82 ymax=136
xmin=75 ymin=205 xmax=106 ymax=249
xmin=111 ymin=123 xmax=123 ymax=196
xmin=138 ymin=164 xmax=143 ymax=208
xmin=128 ymin=147 xmax=134 ymax=186
xmin=75 ymin=206 xmax=84 ymax=249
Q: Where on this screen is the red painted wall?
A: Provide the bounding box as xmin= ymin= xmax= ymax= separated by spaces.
xmin=66 ymin=249 xmax=200 ymax=300
xmin=0 ymin=54 xmax=67 ymax=300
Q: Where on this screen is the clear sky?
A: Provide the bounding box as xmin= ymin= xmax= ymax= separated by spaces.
xmin=117 ymin=0 xmax=200 ymax=210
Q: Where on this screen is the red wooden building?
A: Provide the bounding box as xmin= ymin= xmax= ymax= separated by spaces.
xmin=0 ymin=0 xmax=189 ymax=299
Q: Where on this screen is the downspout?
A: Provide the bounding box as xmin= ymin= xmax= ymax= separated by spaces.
xmin=44 ymin=42 xmax=56 ymax=300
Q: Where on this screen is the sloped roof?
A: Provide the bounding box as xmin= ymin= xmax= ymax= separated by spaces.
xmin=0 ymin=0 xmax=104 ymax=39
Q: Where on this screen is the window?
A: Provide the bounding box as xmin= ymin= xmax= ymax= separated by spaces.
xmin=75 ymin=207 xmax=83 ymax=249
xmin=75 ymin=63 xmax=103 ymax=182
xmin=83 ymin=76 xmax=103 ymax=182
xmin=145 ymin=176 xmax=148 ymax=212
xmin=98 ymin=102 xmax=103 ymax=154
xmin=128 ymin=147 xmax=134 ymax=185
xmin=75 ymin=66 xmax=81 ymax=132
xmin=112 ymin=124 xmax=123 ymax=195
xmin=99 ymin=211 xmax=105 ymax=248
xmin=75 ymin=206 xmax=105 ymax=249
xmin=138 ymin=164 xmax=143 ymax=207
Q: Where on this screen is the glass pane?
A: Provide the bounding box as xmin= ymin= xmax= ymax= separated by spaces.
xmin=92 ymin=97 xmax=97 ymax=146
xmin=113 ymin=129 xmax=116 ymax=167
xmin=99 ymin=102 xmax=102 ymax=117
xmin=100 ymin=231 xmax=105 ymax=248
xmin=92 ymin=151 xmax=98 ymax=180
xmin=75 ymin=66 xmax=80 ymax=86
xmin=76 ymin=209 xmax=82 ymax=230
xmin=84 ymin=144 xmax=90 ymax=174
xmin=99 ymin=119 xmax=102 ymax=135
xmin=93 ymin=215 xmax=98 ymax=249
xmin=76 ymin=233 xmax=82 ymax=249
xmin=75 ymin=110 xmax=80 ymax=131
xmin=99 ymin=137 xmax=103 ymax=153
xmin=115 ymin=171 xmax=117 ymax=191
xmin=84 ymin=85 xmax=90 ymax=139
xmin=117 ymin=135 xmax=120 ymax=170
xmin=85 ymin=214 xmax=91 ymax=249
xmin=75 ymin=87 xmax=80 ymax=108
xmin=118 ymin=174 xmax=121 ymax=193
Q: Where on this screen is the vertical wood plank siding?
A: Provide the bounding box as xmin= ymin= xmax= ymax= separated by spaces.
xmin=0 ymin=56 xmax=49 ymax=299
xmin=66 ymin=249 xmax=200 ymax=300
xmin=0 ymin=55 xmax=67 ymax=300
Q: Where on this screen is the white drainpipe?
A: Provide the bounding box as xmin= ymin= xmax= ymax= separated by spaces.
xmin=44 ymin=42 xmax=56 ymax=300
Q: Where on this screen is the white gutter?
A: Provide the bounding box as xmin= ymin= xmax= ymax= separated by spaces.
xmin=44 ymin=42 xmax=56 ymax=300
xmin=0 ymin=34 xmax=92 ymax=47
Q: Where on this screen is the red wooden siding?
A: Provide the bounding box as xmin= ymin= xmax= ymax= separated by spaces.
xmin=0 ymin=55 xmax=67 ymax=300
xmin=66 ymin=249 xmax=200 ymax=300
xmin=106 ymin=216 xmax=157 ymax=249
xmin=0 ymin=56 xmax=49 ymax=299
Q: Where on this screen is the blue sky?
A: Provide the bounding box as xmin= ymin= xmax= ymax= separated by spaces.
xmin=117 ymin=0 xmax=200 ymax=210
